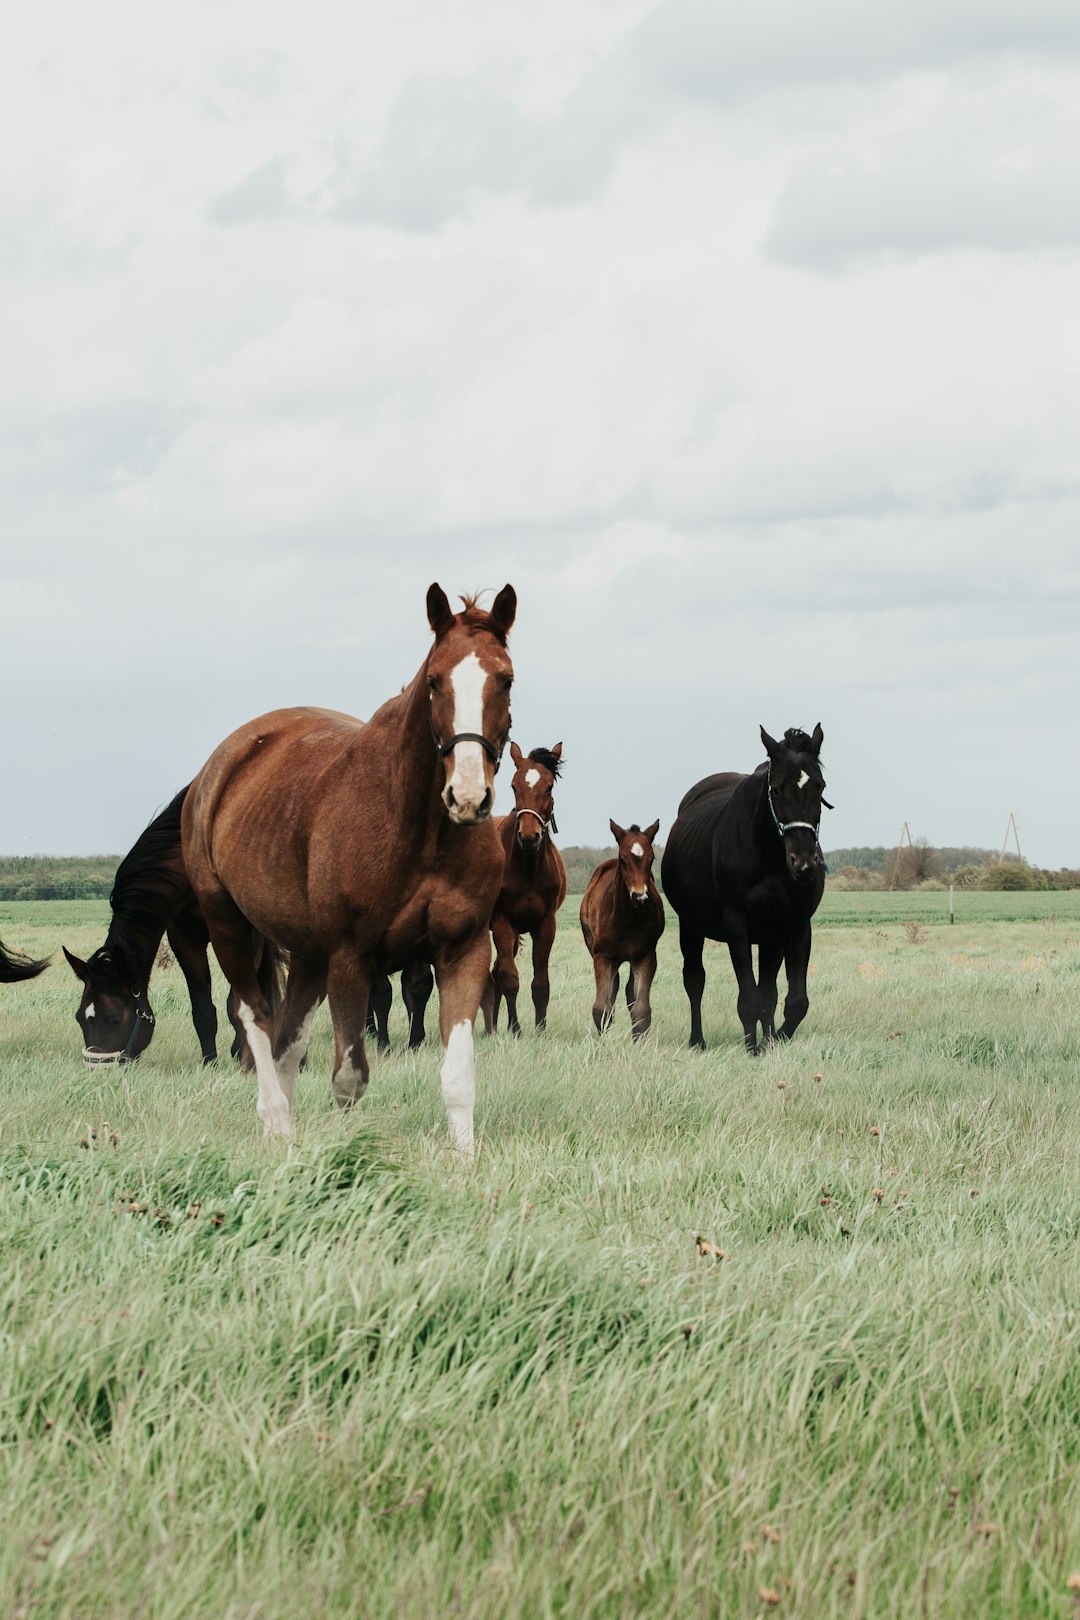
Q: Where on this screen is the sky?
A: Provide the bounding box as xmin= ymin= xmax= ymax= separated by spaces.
xmin=4 ymin=0 xmax=1079 ymax=865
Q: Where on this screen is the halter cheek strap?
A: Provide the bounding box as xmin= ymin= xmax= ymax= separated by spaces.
xmin=767 ymin=781 xmax=830 ymax=874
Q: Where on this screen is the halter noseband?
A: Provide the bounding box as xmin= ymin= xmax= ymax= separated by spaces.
xmin=429 ymin=699 xmax=509 ymax=768
xmin=82 ymin=984 xmax=156 ymax=1066
xmin=514 ymin=806 xmax=558 ymax=839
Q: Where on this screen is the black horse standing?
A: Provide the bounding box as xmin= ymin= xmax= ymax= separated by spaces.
xmin=662 ymin=726 xmax=829 ymax=1052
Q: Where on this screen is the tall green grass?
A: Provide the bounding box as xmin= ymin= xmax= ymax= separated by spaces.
xmin=1 ymin=898 xmax=1079 ymax=1617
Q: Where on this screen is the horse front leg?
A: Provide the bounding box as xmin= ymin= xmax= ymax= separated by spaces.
xmin=757 ymin=940 xmax=784 ymax=1046
xmin=491 ymin=915 xmax=522 ymax=1036
xmin=326 ymin=952 xmax=372 ymax=1108
xmin=778 ymin=923 xmax=812 ymax=1042
xmin=679 ymin=923 xmax=707 ymax=1050
xmin=434 ymin=930 xmax=492 ymax=1155
xmin=168 ymin=923 xmax=219 ymax=1065
xmin=726 ymin=929 xmax=761 ymax=1052
xmin=591 ymin=953 xmax=619 ymax=1034
xmin=530 ymin=913 xmax=557 ymax=1031
xmin=629 ymin=951 xmax=657 ymax=1040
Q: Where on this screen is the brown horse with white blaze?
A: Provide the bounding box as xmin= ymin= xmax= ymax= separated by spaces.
xmin=580 ymin=820 xmax=664 ymax=1038
xmin=181 ymin=584 xmax=516 ymax=1151
xmin=481 ymin=743 xmax=567 ymax=1035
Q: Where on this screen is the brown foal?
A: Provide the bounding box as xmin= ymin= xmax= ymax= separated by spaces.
xmin=580 ymin=819 xmax=664 ymax=1038
xmin=481 ymin=743 xmax=567 ymax=1035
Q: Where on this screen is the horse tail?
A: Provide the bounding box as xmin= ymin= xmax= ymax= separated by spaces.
xmin=255 ymin=935 xmax=287 ymax=1020
xmin=0 ymin=937 xmax=51 ymax=983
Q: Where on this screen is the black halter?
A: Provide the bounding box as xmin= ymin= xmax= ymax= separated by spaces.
xmin=429 ymin=699 xmax=509 ymax=768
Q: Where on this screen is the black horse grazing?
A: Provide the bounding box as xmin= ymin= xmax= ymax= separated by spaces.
xmin=662 ymin=726 xmax=829 ymax=1052
xmin=63 ymin=786 xmax=281 ymax=1067
xmin=0 ymin=937 xmax=50 ymax=984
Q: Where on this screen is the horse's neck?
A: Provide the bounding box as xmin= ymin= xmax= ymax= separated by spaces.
xmin=103 ymin=914 xmax=161 ymax=984
xmin=377 ymin=663 xmax=445 ymax=837
xmin=741 ymin=772 xmax=781 ymax=860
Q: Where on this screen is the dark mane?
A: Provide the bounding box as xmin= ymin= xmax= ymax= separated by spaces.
xmin=106 ymin=785 xmax=191 ymax=958
xmin=782 ymin=728 xmax=825 ymax=769
xmin=628 ymin=823 xmax=641 ymax=833
xmin=528 ymin=746 xmax=563 ymax=780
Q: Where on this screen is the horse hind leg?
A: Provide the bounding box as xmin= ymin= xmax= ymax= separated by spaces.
xmin=366 ymin=974 xmax=392 ymax=1052
xmin=403 ymin=961 xmax=434 ymax=1049
xmin=203 ymin=897 xmax=293 ymax=1135
xmin=273 ymin=956 xmax=325 ymax=1105
xmin=327 ymin=952 xmax=372 ymax=1109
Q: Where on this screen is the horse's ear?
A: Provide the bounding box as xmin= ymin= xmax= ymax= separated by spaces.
xmin=550 ymin=742 xmax=563 ymax=760
xmin=63 ymin=946 xmax=89 ymax=983
xmin=426 ymin=583 xmax=455 ymax=638
xmin=810 ymin=722 xmax=824 ymax=756
xmin=760 ymin=726 xmax=780 ymax=759
xmin=610 ymin=818 xmax=627 ymax=844
xmin=510 ymin=741 xmax=523 ymax=767
xmin=643 ymin=819 xmax=660 ymax=842
xmin=489 ymin=583 xmax=517 ymax=641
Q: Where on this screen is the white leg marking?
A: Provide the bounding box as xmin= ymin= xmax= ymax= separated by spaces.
xmin=440 ymin=1018 xmax=476 ymax=1156
xmin=332 ymin=1046 xmax=368 ymax=1107
xmin=237 ymin=1000 xmax=293 ymax=1138
xmin=797 ymin=770 xmax=809 ymax=789
xmin=275 ymin=1004 xmax=316 ymax=1103
xmin=524 ymin=768 xmax=540 ymax=787
xmin=630 ymin=842 xmax=644 ymax=857
xmin=446 ymin=651 xmax=489 ymax=818
xmin=84 ymin=1001 xmax=96 ymax=1021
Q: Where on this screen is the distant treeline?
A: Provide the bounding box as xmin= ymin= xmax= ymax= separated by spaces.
xmin=4 ymin=844 xmax=1080 ymax=901
xmin=0 ymin=855 xmax=120 ymax=902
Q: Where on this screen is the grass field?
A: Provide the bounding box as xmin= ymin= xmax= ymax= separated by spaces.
xmin=1 ymin=894 xmax=1079 ymax=1618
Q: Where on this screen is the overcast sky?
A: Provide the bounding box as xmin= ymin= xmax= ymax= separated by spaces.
xmin=4 ymin=1 xmax=1079 ymax=865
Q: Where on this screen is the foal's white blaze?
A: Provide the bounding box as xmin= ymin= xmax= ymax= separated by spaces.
xmin=630 ymin=842 xmax=644 ymax=857
xmin=445 ymin=651 xmax=490 ymax=821
xmin=237 ymin=999 xmax=293 ymax=1138
xmin=524 ymin=768 xmax=541 ymax=787
xmin=441 ymin=1018 xmax=476 ymax=1155
xmin=797 ymin=770 xmax=810 ymax=789
xmin=84 ymin=1001 xmax=95 ymax=1021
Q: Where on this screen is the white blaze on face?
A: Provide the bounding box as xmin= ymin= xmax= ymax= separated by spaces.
xmin=797 ymin=771 xmax=810 ymax=790
xmin=441 ymin=1018 xmax=476 ymax=1155
xmin=630 ymin=842 xmax=644 ymax=858
xmin=84 ymin=1001 xmax=96 ymax=1021
xmin=446 ymin=651 xmax=489 ymax=818
xmin=524 ymin=768 xmax=540 ymax=787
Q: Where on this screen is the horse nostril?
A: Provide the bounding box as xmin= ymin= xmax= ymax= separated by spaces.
xmin=480 ymin=787 xmax=493 ymax=816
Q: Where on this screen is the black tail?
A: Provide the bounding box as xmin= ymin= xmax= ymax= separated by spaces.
xmin=0 ymin=938 xmax=51 ymax=983
xmin=256 ymin=937 xmax=287 ymax=1017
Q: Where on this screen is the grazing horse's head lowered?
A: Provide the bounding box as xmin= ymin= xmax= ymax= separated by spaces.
xmin=63 ymin=944 xmax=155 ymax=1065
xmin=760 ymin=724 xmax=829 ymax=885
xmin=508 ymin=741 xmax=562 ymax=854
xmin=426 ymin=583 xmax=516 ymax=826
xmin=610 ymin=819 xmax=661 ymax=908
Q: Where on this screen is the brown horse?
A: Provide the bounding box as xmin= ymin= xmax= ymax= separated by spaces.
xmin=181 ymin=583 xmax=516 ymax=1151
xmin=580 ymin=819 xmax=664 ymax=1038
xmin=481 ymin=743 xmax=567 ymax=1035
